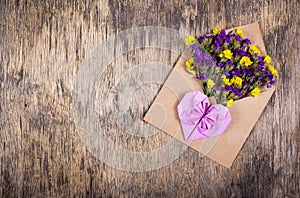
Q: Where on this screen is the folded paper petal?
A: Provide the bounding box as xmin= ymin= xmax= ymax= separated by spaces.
xmin=177 ymin=91 xmax=231 ymax=141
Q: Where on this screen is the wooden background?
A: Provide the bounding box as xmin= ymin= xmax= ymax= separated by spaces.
xmin=0 ymin=0 xmax=299 ymax=197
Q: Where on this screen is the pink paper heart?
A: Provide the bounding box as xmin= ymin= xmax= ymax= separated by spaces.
xmin=177 ymin=91 xmax=231 ymax=141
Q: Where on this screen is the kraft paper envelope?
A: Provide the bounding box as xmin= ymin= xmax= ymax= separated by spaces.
xmin=144 ymin=22 xmax=275 ymax=168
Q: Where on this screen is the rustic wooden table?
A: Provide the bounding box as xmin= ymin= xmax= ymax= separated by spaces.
xmin=0 ymin=0 xmax=299 ymax=197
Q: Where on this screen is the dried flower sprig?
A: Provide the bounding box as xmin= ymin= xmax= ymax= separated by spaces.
xmin=184 ymin=28 xmax=278 ymax=107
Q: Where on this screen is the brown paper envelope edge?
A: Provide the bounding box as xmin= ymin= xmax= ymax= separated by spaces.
xmin=143 ymin=22 xmax=276 ymax=168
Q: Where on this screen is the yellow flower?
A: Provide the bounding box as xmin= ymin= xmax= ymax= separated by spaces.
xmin=267 ymin=65 xmax=278 ymax=76
xmin=236 ymin=28 xmax=244 ymax=38
xmin=249 ymin=45 xmax=261 ymax=55
xmin=185 ymin=61 xmax=191 ymax=68
xmin=185 ymin=59 xmax=194 ymax=68
xmin=227 ymin=99 xmax=234 ymax=107
xmin=232 ymin=76 xmax=243 ymax=87
xmin=207 ymin=79 xmax=215 ymax=89
xmin=213 ymin=28 xmax=221 ymax=35
xmin=223 ymin=77 xmax=232 ymax=85
xmin=239 ymin=56 xmax=253 ymax=66
xmin=264 ymin=55 xmax=272 ymax=63
xmin=251 ymin=87 xmax=260 ymax=97
xmin=219 ymin=49 xmax=233 ymax=59
xmin=184 ymin=35 xmax=195 ymax=45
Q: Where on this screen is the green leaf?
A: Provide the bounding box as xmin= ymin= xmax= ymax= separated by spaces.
xmin=186 ymin=68 xmax=196 ymax=76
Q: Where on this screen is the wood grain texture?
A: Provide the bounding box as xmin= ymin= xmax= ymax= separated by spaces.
xmin=0 ymin=0 xmax=299 ymax=197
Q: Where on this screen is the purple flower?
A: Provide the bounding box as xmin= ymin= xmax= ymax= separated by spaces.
xmin=234 ymin=49 xmax=250 ymax=57
xmin=198 ymin=35 xmax=207 ymax=43
xmin=225 ymin=35 xmax=231 ymax=43
xmin=220 ymin=29 xmax=226 ymax=37
xmin=214 ymin=85 xmax=223 ymax=91
xmin=255 ymin=54 xmax=263 ymax=62
xmin=190 ymin=45 xmax=197 ymax=52
xmin=267 ymin=70 xmax=274 ymax=80
xmin=258 ymin=76 xmax=266 ymax=83
xmin=225 ymin=85 xmax=233 ymax=91
xmin=258 ymin=62 xmax=264 ymax=71
xmin=194 ymin=49 xmax=204 ymax=64
xmin=235 ymin=35 xmax=243 ymax=42
xmin=214 ymin=37 xmax=222 ymax=44
xmin=245 ymin=52 xmax=251 ymax=57
xmin=214 ymin=43 xmax=221 ymax=51
xmin=241 ymin=67 xmax=249 ymax=75
xmin=204 ymin=60 xmax=213 ymax=66
xmin=242 ymin=86 xmax=249 ymax=92
xmin=267 ymin=80 xmax=275 ymax=88
xmin=233 ymin=88 xmax=243 ymax=98
xmin=217 ymin=62 xmax=225 ymax=68
xmin=232 ymin=68 xmax=242 ymax=77
xmin=226 ymin=60 xmax=233 ymax=65
xmin=228 ymin=32 xmax=234 ymax=37
xmin=224 ymin=71 xmax=231 ymax=78
xmin=247 ymin=70 xmax=254 ymax=77
xmin=244 ymin=38 xmax=251 ymax=45
xmin=234 ymin=49 xmax=247 ymax=56
xmin=191 ymin=44 xmax=199 ymax=50
xmin=201 ymin=54 xmax=214 ymax=66
xmin=204 ymin=54 xmax=213 ymax=60
xmin=198 ymin=73 xmax=208 ymax=80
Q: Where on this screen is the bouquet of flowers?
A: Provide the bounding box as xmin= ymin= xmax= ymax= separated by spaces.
xmin=183 ymin=28 xmax=278 ymax=107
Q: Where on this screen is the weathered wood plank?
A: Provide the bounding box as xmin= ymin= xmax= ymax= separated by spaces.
xmin=0 ymin=0 xmax=299 ymax=197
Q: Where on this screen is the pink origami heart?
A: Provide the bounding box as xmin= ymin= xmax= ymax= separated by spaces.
xmin=177 ymin=91 xmax=231 ymax=141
